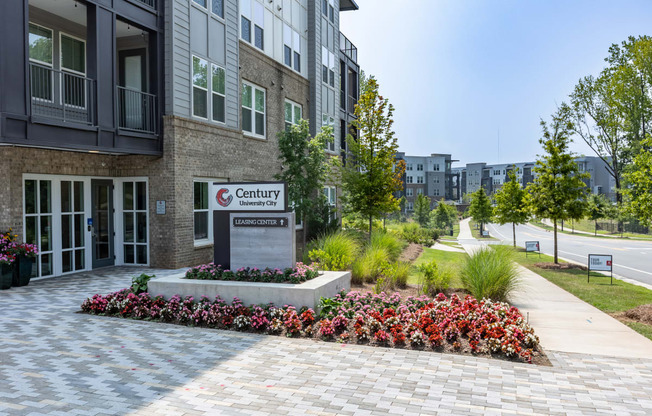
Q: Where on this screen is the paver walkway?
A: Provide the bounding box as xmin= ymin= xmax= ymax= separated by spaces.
xmin=1 ymin=268 xmax=652 ymax=415
xmin=457 ymin=218 xmax=652 ymax=360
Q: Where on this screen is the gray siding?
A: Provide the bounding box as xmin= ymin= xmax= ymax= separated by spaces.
xmin=224 ymin=0 xmax=239 ymax=128
xmin=167 ymin=0 xmax=191 ymax=116
xmin=308 ymin=0 xmax=320 ymax=138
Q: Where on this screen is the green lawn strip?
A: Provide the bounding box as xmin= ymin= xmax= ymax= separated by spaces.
xmin=469 ymin=220 xmax=499 ymax=241
xmin=437 ymin=240 xmax=463 ymax=248
xmin=511 ymin=249 xmax=652 ymax=339
xmin=530 ymin=221 xmax=652 ymax=241
xmin=407 ymin=247 xmax=467 ymax=288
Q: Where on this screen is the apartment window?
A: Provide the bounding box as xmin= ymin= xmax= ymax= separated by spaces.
xmin=242 ymin=82 xmax=265 ymax=137
xmin=29 ymin=23 xmax=53 ymax=101
xmin=193 ymin=0 xmax=207 ymax=7
xmin=406 ymin=176 xmax=413 ymax=184
xmin=406 ymin=188 xmax=413 ymax=196
xmin=60 ymin=33 xmax=86 ymax=107
xmin=192 ymin=56 xmax=208 ymax=118
xmin=241 ymin=16 xmax=251 ymax=42
xmin=407 ymin=202 xmax=414 ymax=211
xmin=322 ymin=114 xmax=335 ymax=151
xmin=329 ymin=52 xmax=335 ymax=87
xmin=322 ymin=0 xmax=328 ymax=16
xmin=24 ymin=179 xmax=53 ymax=277
xmin=194 ymin=181 xmax=209 ymax=241
xmin=283 ymin=24 xmax=302 ymax=73
xmin=417 ymin=164 xmax=423 ymax=171
xmin=323 ymin=186 xmax=337 ymax=221
xmin=122 ymin=181 xmax=148 ymax=265
xmin=322 ymin=47 xmax=335 ymax=87
xmin=433 ymin=189 xmax=440 ymax=196
xmin=417 ymin=188 xmax=423 ymax=195
xmin=284 ymin=100 xmax=302 ymax=130
xmin=433 ymin=177 xmax=440 ymax=184
xmin=433 ymin=164 xmax=440 ymax=171
xmin=328 ymin=0 xmax=335 ymax=23
xmin=406 ymin=163 xmax=413 ymax=171
xmin=211 ymin=64 xmax=226 ymax=123
xmin=417 ymin=177 xmax=424 ymax=184
xmin=253 ymin=2 xmax=264 ymax=50
xmin=293 ymin=31 xmax=301 ymax=72
xmin=211 ymin=0 xmax=224 ymax=18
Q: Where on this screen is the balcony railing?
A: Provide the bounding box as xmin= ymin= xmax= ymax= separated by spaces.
xmin=340 ymin=33 xmax=357 ymax=62
xmin=117 ymin=86 xmax=158 ymax=134
xmin=136 ymin=0 xmax=156 ymax=7
xmin=30 ymin=63 xmax=96 ymax=125
xmin=348 ymin=95 xmax=357 ymax=113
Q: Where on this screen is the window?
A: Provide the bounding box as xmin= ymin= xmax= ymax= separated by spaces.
xmin=211 ymin=0 xmax=224 ymax=18
xmin=283 ymin=24 xmax=302 ymax=73
xmin=241 ymin=0 xmax=263 ymax=50
xmin=192 ymin=56 xmax=208 ymax=118
xmin=322 ymin=47 xmax=335 ymax=86
xmin=241 ymin=15 xmax=251 ymax=42
xmin=406 ymin=164 xmax=413 ymax=171
xmin=242 ymin=82 xmax=265 ymax=137
xmin=253 ymin=2 xmax=264 ymax=50
xmin=123 ymin=181 xmax=148 ymax=265
xmin=194 ymin=182 xmax=209 ymax=241
xmin=433 ymin=164 xmax=440 ymax=171
xmin=323 ymin=186 xmax=337 ymax=221
xmin=293 ymin=31 xmax=301 ymax=72
xmin=406 ymin=188 xmax=413 ymax=196
xmin=406 ymin=202 xmax=414 ymax=211
xmin=417 ymin=188 xmax=423 ymax=195
xmin=24 ymin=179 xmax=53 ymax=277
xmin=322 ymin=114 xmax=335 ymax=151
xmin=493 ymin=169 xmax=501 ymax=176
xmin=328 ymin=0 xmax=335 ymax=23
xmin=406 ymin=176 xmax=413 ymax=184
xmin=284 ymin=100 xmax=302 ymax=130
xmin=417 ymin=176 xmax=424 ymax=184
xmin=433 ymin=189 xmax=440 ymax=196
xmin=322 ymin=0 xmax=328 ymax=16
xmin=60 ymin=180 xmax=85 ymax=273
xmin=60 ymin=33 xmax=85 ymax=75
xmin=211 ymin=64 xmax=225 ymax=123
xmin=193 ymin=0 xmax=207 ymax=7
xmin=29 ymin=23 xmax=53 ymax=101
xmin=433 ymin=177 xmax=440 ymax=184
xmin=417 ymin=164 xmax=423 ymax=171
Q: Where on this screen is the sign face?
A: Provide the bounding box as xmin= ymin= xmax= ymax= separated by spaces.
xmin=588 ymin=254 xmax=613 ymax=272
xmin=156 ymin=200 xmax=166 ymax=215
xmin=482 ymin=230 xmax=489 ymax=236
xmin=525 ymin=241 xmax=540 ymax=252
xmin=212 ymin=182 xmax=287 ymax=212
xmin=233 ymin=217 xmax=289 ymax=227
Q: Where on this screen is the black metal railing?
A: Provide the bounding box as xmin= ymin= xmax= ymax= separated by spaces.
xmin=117 ymin=86 xmax=157 ymax=134
xmin=30 ymin=63 xmax=96 ymax=125
xmin=340 ymin=33 xmax=357 ymax=62
xmin=134 ymin=0 xmax=156 ymax=8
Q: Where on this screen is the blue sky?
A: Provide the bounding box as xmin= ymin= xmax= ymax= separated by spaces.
xmin=340 ymin=0 xmax=652 ymax=167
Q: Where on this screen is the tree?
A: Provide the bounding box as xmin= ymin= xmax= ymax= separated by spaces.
xmin=623 ymin=136 xmax=652 ymax=227
xmin=468 ymin=188 xmax=492 ymax=236
xmin=430 ymin=202 xmax=457 ymax=231
xmin=493 ymin=167 xmax=529 ymax=247
xmin=341 ymin=76 xmax=405 ymax=238
xmin=275 ymin=119 xmax=331 ymax=249
xmin=586 ymin=193 xmax=613 ymax=235
xmin=413 ymin=194 xmax=431 ymax=227
xmin=527 ymin=107 xmax=589 ymax=263
xmin=569 ymin=36 xmax=652 ymax=216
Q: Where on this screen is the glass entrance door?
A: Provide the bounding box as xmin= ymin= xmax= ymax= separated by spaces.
xmin=91 ymin=179 xmax=114 ymax=268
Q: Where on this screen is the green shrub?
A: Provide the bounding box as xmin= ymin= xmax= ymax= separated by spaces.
xmin=399 ymin=223 xmax=435 ymax=245
xmin=387 ymin=261 xmax=411 ymax=289
xmin=370 ymin=230 xmax=403 ymax=262
xmin=308 ymin=230 xmax=361 ymax=270
xmin=131 ymin=273 xmax=155 ymax=294
xmin=417 ymin=260 xmax=452 ymax=296
xmin=351 ymin=246 xmax=389 ymax=284
xmin=461 ymin=245 xmax=520 ymax=301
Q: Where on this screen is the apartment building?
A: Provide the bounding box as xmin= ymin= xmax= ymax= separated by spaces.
xmin=0 ymin=0 xmax=359 ymax=278
xmin=453 ymin=156 xmax=614 ymax=200
xmin=396 ymin=153 xmax=455 ymax=212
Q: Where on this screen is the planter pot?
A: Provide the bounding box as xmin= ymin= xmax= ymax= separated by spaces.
xmin=1 ymin=263 xmax=12 ymax=290
xmin=18 ymin=256 xmax=34 ymax=286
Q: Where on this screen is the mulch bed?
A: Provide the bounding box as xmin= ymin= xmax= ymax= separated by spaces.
xmin=613 ymin=304 xmax=652 ymax=326
xmin=398 ymin=243 xmax=423 ymax=263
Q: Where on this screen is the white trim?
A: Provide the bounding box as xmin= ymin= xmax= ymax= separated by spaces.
xmin=59 ymin=31 xmax=86 ymax=76
xmin=28 ymin=22 xmax=53 ymax=67
xmin=193 ymin=177 xmax=227 ymax=246
xmin=191 ymin=55 xmax=209 ymax=120
xmin=242 ymin=80 xmax=266 ymax=139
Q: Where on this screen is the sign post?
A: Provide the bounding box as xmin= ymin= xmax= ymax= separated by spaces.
xmin=587 ymin=254 xmax=613 ymax=285
xmin=211 ymin=182 xmax=291 ymax=270
xmin=525 ymin=241 xmax=540 ymax=258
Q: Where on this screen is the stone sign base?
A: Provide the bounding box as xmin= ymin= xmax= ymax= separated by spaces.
xmin=148 ymin=271 xmax=351 ymax=310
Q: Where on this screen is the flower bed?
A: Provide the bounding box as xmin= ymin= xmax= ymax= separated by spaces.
xmin=81 ymin=290 xmax=543 ymax=364
xmin=184 ymin=262 xmax=319 ymax=284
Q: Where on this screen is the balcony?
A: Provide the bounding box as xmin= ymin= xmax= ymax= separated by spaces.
xmin=117 ymin=87 xmax=157 ymax=134
xmin=30 ymin=63 xmax=96 ymax=126
xmin=134 ymin=0 xmax=156 ymax=8
xmin=340 ymin=33 xmax=357 ymax=63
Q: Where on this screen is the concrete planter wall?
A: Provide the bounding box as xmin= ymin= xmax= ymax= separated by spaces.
xmin=148 ymin=271 xmax=351 ymax=310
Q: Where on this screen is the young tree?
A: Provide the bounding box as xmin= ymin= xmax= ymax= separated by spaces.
xmin=527 ymin=107 xmax=589 ymax=263
xmin=586 ymin=193 xmax=613 ymax=235
xmin=623 ymin=136 xmax=652 ymax=227
xmin=275 ymin=119 xmax=331 ymax=249
xmin=430 ymin=202 xmax=457 ymax=231
xmin=413 ymin=194 xmax=431 ymax=227
xmin=341 ymin=76 xmax=405 ymax=238
xmin=493 ymin=167 xmax=530 ymax=247
xmin=468 ymin=188 xmax=492 ymax=236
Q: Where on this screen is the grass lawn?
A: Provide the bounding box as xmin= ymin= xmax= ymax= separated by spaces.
xmin=469 ymin=220 xmax=499 ymax=241
xmin=512 ymin=248 xmax=652 ymax=340
xmin=407 ymin=247 xmax=468 ymax=288
xmin=531 ymin=220 xmax=652 ymax=241
xmin=439 ymin=222 xmax=460 ymax=241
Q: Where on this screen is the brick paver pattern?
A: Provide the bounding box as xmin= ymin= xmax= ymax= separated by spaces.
xmin=1 ymin=268 xmax=652 ymax=415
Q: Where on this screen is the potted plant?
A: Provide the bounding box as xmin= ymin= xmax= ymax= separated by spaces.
xmin=11 ymin=243 xmax=38 ymax=287
xmin=0 ymin=253 xmax=15 ymax=290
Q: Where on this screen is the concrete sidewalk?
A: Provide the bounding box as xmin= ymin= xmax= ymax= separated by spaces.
xmin=457 ymin=218 xmax=652 ymax=359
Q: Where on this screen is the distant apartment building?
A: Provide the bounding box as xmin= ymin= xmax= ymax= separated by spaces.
xmin=396 ymin=153 xmax=456 ymax=212
xmin=452 ymin=156 xmax=614 ymax=201
xmin=0 ymin=0 xmax=360 ymax=278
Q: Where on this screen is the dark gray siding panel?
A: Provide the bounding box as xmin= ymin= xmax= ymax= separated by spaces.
xmin=170 ymin=0 xmax=191 ymax=117
xmin=224 ymin=0 xmax=239 ymax=129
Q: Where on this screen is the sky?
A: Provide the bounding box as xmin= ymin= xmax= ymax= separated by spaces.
xmin=340 ymin=0 xmax=652 ymax=167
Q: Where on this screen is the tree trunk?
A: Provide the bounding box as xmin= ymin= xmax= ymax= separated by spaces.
xmin=512 ymin=222 xmax=516 ymax=247
xmin=561 ymin=219 xmax=564 ymax=232
xmin=553 ymin=218 xmax=558 ymax=264
xmin=595 ymin=220 xmax=597 ymax=236
xmin=369 ymin=214 xmax=373 ymax=242
xmin=615 ymin=175 xmax=623 ymax=233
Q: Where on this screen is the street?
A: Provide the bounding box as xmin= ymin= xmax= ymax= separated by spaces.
xmin=487 ymin=222 xmax=652 ymax=286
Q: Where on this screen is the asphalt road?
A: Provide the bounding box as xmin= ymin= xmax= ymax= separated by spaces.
xmin=486 ymin=222 xmax=652 ymax=287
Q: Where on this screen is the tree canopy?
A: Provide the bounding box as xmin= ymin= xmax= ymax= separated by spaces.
xmin=493 ymin=167 xmax=530 ymax=247
xmin=468 ymin=187 xmax=492 ymax=234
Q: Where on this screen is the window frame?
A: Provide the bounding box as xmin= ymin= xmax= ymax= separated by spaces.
xmin=59 ymin=31 xmax=86 ymax=76
xmin=242 ymin=81 xmax=266 ymax=139
xmin=191 ymin=55 xmax=209 ymax=120
xmin=284 ymin=99 xmax=302 ymax=130
xmin=211 ymin=63 xmax=226 ymax=124
xmin=193 ymin=178 xmax=227 ymax=246
xmin=28 ymin=22 xmax=53 ymax=67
